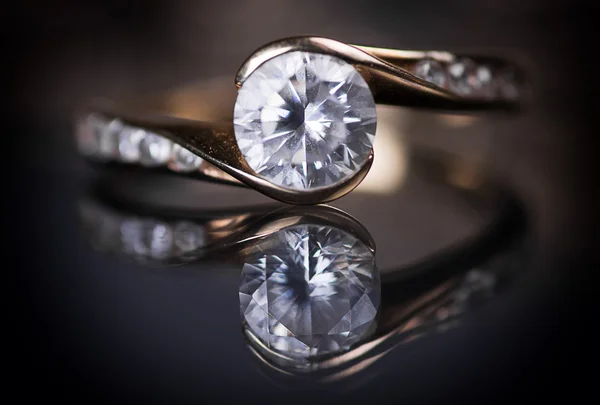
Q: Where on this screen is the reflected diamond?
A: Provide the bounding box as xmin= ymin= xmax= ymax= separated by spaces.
xmin=239 ymin=224 xmax=380 ymax=363
xmin=120 ymin=219 xmax=173 ymax=259
xmin=174 ymin=221 xmax=205 ymax=252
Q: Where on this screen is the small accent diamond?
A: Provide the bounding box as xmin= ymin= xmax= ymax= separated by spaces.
xmin=76 ymin=114 xmax=101 ymax=156
xmin=139 ymin=133 xmax=172 ymax=166
xmin=118 ymin=127 xmax=145 ymax=163
xmin=474 ymin=65 xmax=495 ymax=98
xmin=414 ymin=58 xmax=447 ymax=88
xmin=171 ymin=144 xmax=203 ymax=172
xmin=448 ymin=58 xmax=477 ymax=95
xmin=76 ymin=114 xmax=119 ymax=159
xmin=99 ymin=119 xmax=122 ymax=159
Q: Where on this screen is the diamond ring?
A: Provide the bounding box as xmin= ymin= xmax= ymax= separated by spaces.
xmin=77 ymin=36 xmax=525 ymax=204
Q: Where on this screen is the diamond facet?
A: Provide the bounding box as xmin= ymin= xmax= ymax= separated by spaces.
xmin=139 ymin=133 xmax=172 ymax=166
xmin=233 ymin=51 xmax=377 ymax=190
xmin=414 ymin=58 xmax=447 ymax=88
xmin=239 ymin=224 xmax=380 ymax=362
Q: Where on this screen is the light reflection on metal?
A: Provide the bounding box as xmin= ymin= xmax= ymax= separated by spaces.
xmin=355 ymin=106 xmax=408 ymax=194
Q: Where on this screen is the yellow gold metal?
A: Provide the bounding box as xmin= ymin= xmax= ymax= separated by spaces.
xmin=236 ymin=37 xmax=523 ymax=110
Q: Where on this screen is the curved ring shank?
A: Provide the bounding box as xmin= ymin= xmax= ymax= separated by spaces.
xmin=76 ymin=37 xmax=525 ymax=204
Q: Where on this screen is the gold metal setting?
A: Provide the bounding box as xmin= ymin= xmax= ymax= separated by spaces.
xmin=79 ymin=36 xmax=525 ymax=205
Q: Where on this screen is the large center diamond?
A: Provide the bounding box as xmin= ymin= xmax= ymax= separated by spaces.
xmin=239 ymin=224 xmax=380 ymax=362
xmin=233 ymin=51 xmax=377 ymax=190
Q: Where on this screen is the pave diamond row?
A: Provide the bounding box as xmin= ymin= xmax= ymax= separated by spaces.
xmin=413 ymin=58 xmax=520 ymax=100
xmin=77 ymin=114 xmax=203 ymax=172
xmin=80 ymin=199 xmax=206 ymax=262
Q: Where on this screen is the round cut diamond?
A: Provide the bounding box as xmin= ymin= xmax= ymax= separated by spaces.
xmin=448 ymin=58 xmax=478 ymax=95
xmin=233 ymin=51 xmax=377 ymax=190
xmin=76 ymin=115 xmax=119 ymax=159
xmin=239 ymin=224 xmax=380 ymax=362
xmin=474 ymin=65 xmax=495 ymax=98
xmin=171 ymin=144 xmax=203 ymax=172
xmin=139 ymin=133 xmax=172 ymax=167
xmin=118 ymin=127 xmax=145 ymax=162
xmin=414 ymin=58 xmax=447 ymax=88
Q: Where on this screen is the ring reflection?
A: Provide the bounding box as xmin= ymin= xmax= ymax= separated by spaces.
xmin=79 ymin=185 xmax=527 ymax=384
xmin=239 ymin=220 xmax=380 ymax=368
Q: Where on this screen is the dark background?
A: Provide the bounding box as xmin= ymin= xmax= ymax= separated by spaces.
xmin=6 ymin=1 xmax=597 ymax=404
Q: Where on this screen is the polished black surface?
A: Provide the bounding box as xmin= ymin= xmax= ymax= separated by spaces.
xmin=77 ymin=183 xmax=528 ymax=386
xmin=16 ymin=154 xmax=532 ymax=401
xmin=8 ymin=1 xmax=595 ymax=404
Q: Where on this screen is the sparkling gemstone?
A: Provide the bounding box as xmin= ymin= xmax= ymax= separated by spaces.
xmin=76 ymin=115 xmax=119 ymax=159
xmin=414 ymin=58 xmax=447 ymax=88
xmin=139 ymin=133 xmax=172 ymax=167
xmin=118 ymin=127 xmax=145 ymax=162
xmin=239 ymin=224 xmax=380 ymax=362
xmin=448 ymin=58 xmax=477 ymax=95
xmin=100 ymin=120 xmax=122 ymax=158
xmin=171 ymin=144 xmax=203 ymax=172
xmin=233 ymin=51 xmax=377 ymax=190
xmin=473 ymin=65 xmax=495 ymax=98
xmin=120 ymin=219 xmax=148 ymax=257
